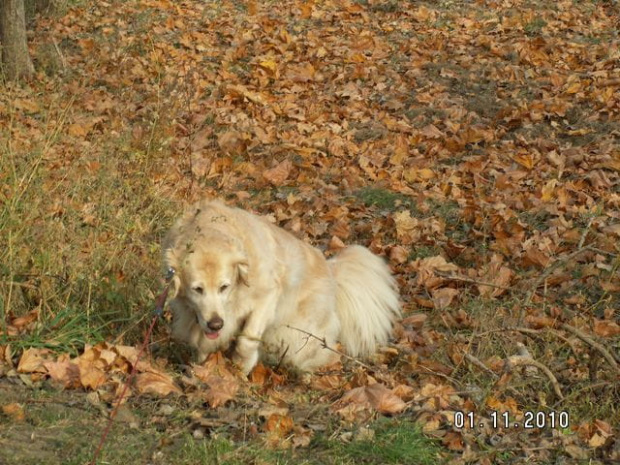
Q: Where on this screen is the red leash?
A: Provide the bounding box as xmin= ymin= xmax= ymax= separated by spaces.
xmin=89 ymin=270 xmax=174 ymax=465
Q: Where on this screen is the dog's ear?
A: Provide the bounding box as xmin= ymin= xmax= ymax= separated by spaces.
xmin=168 ymin=273 xmax=181 ymax=298
xmin=236 ymin=261 xmax=249 ymax=286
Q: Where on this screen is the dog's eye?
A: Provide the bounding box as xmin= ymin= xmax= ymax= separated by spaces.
xmin=219 ymin=284 xmax=230 ymax=293
xmin=192 ymin=286 xmax=204 ymax=295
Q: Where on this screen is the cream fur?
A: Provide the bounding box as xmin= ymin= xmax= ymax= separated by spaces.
xmin=162 ymin=199 xmax=400 ymax=374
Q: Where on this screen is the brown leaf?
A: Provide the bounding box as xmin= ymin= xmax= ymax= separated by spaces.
xmin=76 ymin=357 xmax=107 ymax=390
xmin=311 ymin=374 xmax=345 ymax=391
xmin=393 ymin=211 xmax=420 ymax=245
xmin=401 ymin=313 xmax=427 ymax=329
xmin=486 ymin=396 xmax=519 ymax=415
xmin=10 ymin=309 xmax=39 ymax=330
xmin=192 ymin=356 xmax=240 ymax=407
xmin=366 ymin=383 xmax=407 ymax=414
xmin=431 ymin=287 xmax=459 ymax=309
xmin=17 ymin=348 xmax=50 ymax=373
xmin=265 ymin=414 xmax=294 ymax=436
xmin=217 ymin=130 xmax=247 ymax=156
xmin=593 ymin=319 xmax=620 ymax=337
xmin=417 ymin=255 xmax=459 ymax=274
xmin=328 ymin=235 xmax=346 ymax=251
xmin=135 ymin=370 xmax=181 ymax=397
xmin=389 ymin=245 xmax=409 ymax=264
xmin=522 ymin=247 xmax=551 ymax=269
xmin=526 ymin=315 xmax=557 ymax=329
xmin=478 ymin=254 xmax=513 ymax=298
xmin=43 ymin=360 xmax=81 ymax=389
xmin=442 ymin=431 xmax=465 ymax=451
xmin=338 ymin=383 xmax=406 ymax=415
xmin=2 ymin=403 xmax=25 ymax=422
xmin=263 ymin=159 xmax=293 ymax=186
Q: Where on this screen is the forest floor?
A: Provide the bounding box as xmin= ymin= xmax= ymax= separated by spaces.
xmin=1 ymin=0 xmax=619 ymax=463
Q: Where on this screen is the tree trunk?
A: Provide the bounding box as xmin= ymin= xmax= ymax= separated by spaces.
xmin=0 ymin=0 xmax=35 ymax=81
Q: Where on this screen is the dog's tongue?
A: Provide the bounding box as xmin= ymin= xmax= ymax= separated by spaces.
xmin=205 ymin=331 xmax=219 ymax=340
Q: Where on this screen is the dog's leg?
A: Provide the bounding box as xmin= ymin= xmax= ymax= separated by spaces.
xmin=233 ymin=292 xmax=278 ymax=375
xmin=171 ymin=301 xmax=217 ymax=363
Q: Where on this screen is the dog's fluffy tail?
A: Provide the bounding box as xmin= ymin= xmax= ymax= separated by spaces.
xmin=328 ymin=245 xmax=401 ymax=357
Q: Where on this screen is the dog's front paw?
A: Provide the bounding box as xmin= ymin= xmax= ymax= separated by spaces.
xmin=232 ymin=348 xmax=259 ymax=376
xmin=232 ymin=333 xmax=261 ymax=375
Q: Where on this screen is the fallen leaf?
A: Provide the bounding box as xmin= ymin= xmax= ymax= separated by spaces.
xmin=17 ymin=348 xmax=50 ymax=374
xmin=135 ymin=370 xmax=182 ymax=397
xmin=265 ymin=414 xmax=294 ymax=436
xmin=593 ymin=320 xmax=620 ymax=337
xmin=43 ymin=360 xmax=81 ymax=389
xmin=263 ymin=159 xmax=293 ymax=186
xmin=2 ymin=403 xmax=26 ymax=422
xmin=431 ymin=287 xmax=459 ymax=309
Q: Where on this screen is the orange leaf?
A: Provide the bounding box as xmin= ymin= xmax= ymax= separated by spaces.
xmin=512 ymin=153 xmax=535 ymax=170
xmin=401 ymin=313 xmax=427 ymax=329
xmin=393 ymin=210 xmax=420 ymax=245
xmin=43 ymin=360 xmax=81 ymax=389
xmin=389 ymin=245 xmax=409 ymax=264
xmin=526 ymin=315 xmax=557 ymax=329
xmin=593 ymin=320 xmax=620 ymax=337
xmin=17 ymin=348 xmax=50 ymax=373
xmin=263 ymin=159 xmax=293 ymax=186
xmin=2 ymin=403 xmax=25 ymax=422
xmin=135 ymin=370 xmax=181 ymax=397
xmin=486 ymin=395 xmax=519 ymax=415
xmin=265 ymin=414 xmax=294 ymax=436
xmin=202 ymin=376 xmax=239 ymax=408
xmin=338 ymin=383 xmax=406 ymax=415
xmin=431 ymin=287 xmax=459 ymax=309
xmin=478 ymin=254 xmax=513 ymax=298
xmin=192 ymin=357 xmax=240 ymax=407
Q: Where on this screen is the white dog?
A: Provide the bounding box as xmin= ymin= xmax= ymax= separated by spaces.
xmin=163 ymin=199 xmax=400 ymax=374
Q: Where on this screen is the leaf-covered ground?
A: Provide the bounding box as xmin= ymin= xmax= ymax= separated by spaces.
xmin=1 ymin=0 xmax=619 ymax=463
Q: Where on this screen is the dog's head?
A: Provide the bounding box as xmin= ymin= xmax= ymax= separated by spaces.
xmin=164 ymin=231 xmax=248 ymax=340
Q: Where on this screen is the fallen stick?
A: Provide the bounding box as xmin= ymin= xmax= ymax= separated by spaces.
xmin=505 ymin=355 xmax=564 ymax=400
xmin=464 ymin=352 xmax=498 ymax=378
xmin=286 ymin=325 xmax=373 ymax=371
xmin=560 ymin=323 xmax=620 ymax=374
xmin=437 ymin=273 xmax=512 ymax=291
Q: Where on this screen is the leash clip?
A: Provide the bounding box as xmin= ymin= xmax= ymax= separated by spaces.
xmin=154 ymin=267 xmax=176 ymax=317
xmin=165 ymin=267 xmax=176 ymax=283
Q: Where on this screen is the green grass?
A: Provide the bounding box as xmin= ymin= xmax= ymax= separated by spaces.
xmin=316 ymin=419 xmax=441 ymax=465
xmin=0 ymin=381 xmax=442 ymax=465
xmin=355 ymin=187 xmax=417 ymax=213
xmin=175 ymin=418 xmax=442 ymax=465
xmin=0 ymin=88 xmax=179 ymax=353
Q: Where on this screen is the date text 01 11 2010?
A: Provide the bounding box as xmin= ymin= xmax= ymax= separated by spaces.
xmin=453 ymin=411 xmax=569 ymax=430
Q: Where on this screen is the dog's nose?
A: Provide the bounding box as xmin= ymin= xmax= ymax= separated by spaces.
xmin=207 ymin=316 xmax=224 ymax=331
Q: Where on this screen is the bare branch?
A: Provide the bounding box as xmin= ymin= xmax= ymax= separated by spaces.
xmin=560 ymin=323 xmax=620 ymax=374
xmin=286 ymin=325 xmax=373 ymax=371
xmin=505 ymin=355 xmax=564 ymax=400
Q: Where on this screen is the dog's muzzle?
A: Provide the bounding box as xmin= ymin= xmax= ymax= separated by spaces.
xmin=204 ymin=315 xmax=224 ymax=339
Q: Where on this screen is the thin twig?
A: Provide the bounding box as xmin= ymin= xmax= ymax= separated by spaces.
xmin=464 ymin=352 xmax=498 ymax=378
xmin=286 ymin=325 xmax=373 ymax=371
xmin=52 ymin=38 xmax=67 ymax=70
xmin=588 ymin=247 xmax=618 ymax=257
xmin=436 ymin=273 xmax=512 ymax=290
xmin=476 ymin=326 xmax=580 ymax=359
xmin=505 ymin=355 xmax=564 ymax=400
xmin=577 ymin=216 xmax=595 ymax=250
xmin=560 ymin=323 xmax=620 ymax=374
xmin=552 ymin=381 xmax=613 ymax=409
